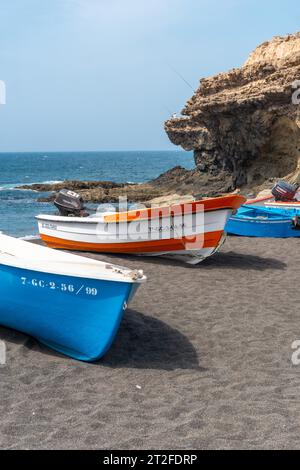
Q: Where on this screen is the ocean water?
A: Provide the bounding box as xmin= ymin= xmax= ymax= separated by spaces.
xmin=0 ymin=151 xmax=194 ymax=237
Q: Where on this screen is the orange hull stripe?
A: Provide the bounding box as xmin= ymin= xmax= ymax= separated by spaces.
xmin=245 ymin=196 xmax=272 ymax=205
xmin=40 ymin=231 xmax=224 ymax=254
xmin=104 ymin=194 xmax=246 ymax=223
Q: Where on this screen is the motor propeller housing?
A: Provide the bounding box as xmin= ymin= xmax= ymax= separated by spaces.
xmin=54 ymin=189 xmax=87 ymax=217
xmin=271 ymin=181 xmax=299 ymax=202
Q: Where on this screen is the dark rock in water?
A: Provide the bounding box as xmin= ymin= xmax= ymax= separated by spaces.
xmin=165 ymin=32 xmax=300 ymax=194
xmin=18 ymin=165 xmax=231 ymax=204
xmin=22 ymin=180 xmax=163 ymax=204
xmin=19 ymin=180 xmax=127 ymax=192
xmin=18 ymin=168 xmax=195 ymax=204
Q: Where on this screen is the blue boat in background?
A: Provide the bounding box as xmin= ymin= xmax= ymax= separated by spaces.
xmin=226 ymin=206 xmax=300 ymax=238
xmin=0 ymin=234 xmax=146 ymax=362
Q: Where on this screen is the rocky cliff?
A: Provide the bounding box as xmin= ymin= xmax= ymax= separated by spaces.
xmin=165 ymin=32 xmax=300 ymax=195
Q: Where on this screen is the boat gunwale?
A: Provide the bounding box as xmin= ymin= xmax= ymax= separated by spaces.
xmin=36 ymin=195 xmax=246 ymax=225
xmin=0 ymin=234 xmax=145 ymax=284
xmin=229 ymin=216 xmax=294 ymax=224
xmin=245 ymin=195 xmax=273 ymax=205
xmin=0 ymin=255 xmax=146 ymax=284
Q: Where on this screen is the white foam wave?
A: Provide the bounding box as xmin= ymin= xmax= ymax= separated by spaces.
xmin=0 ymin=184 xmax=21 ymax=191
xmin=19 ymin=235 xmax=40 ymax=241
xmin=0 ymin=180 xmax=63 ymax=191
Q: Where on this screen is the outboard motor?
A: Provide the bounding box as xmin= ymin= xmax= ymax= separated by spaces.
xmin=271 ymin=181 xmax=299 ymax=202
xmin=54 ymin=189 xmax=88 ymax=217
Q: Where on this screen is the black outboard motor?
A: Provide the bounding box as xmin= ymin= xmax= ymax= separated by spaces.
xmin=54 ymin=189 xmax=87 ymax=217
xmin=271 ymin=181 xmax=299 ymax=202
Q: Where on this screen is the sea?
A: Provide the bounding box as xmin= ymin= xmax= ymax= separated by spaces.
xmin=0 ymin=151 xmax=194 ymax=237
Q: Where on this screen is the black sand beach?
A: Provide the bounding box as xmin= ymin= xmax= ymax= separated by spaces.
xmin=0 ymin=237 xmax=300 ymax=449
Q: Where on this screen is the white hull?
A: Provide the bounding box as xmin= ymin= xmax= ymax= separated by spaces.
xmin=36 ymin=194 xmax=246 ymax=264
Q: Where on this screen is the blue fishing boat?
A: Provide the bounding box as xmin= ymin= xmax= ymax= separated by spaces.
xmin=0 ymin=234 xmax=146 ymax=361
xmin=226 ymin=206 xmax=300 ymax=238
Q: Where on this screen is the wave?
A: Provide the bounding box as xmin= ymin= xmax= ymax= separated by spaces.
xmin=31 ymin=180 xmax=63 ymax=185
xmin=0 ymin=184 xmax=21 ymax=191
xmin=20 ymin=235 xmax=40 ymax=241
xmin=0 ymin=180 xmax=63 ymax=191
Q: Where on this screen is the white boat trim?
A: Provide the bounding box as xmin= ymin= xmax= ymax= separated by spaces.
xmin=0 ymin=234 xmax=146 ymax=283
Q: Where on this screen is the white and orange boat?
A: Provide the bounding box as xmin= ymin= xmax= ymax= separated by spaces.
xmin=36 ymin=190 xmax=246 ymax=265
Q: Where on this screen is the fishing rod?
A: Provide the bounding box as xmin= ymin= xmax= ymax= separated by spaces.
xmin=166 ymin=62 xmax=195 ymax=92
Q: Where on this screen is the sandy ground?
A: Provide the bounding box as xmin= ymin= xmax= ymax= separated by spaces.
xmin=0 ymin=236 xmax=300 ymax=450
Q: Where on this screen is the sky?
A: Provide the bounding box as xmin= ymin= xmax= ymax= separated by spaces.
xmin=0 ymin=0 xmax=299 ymax=152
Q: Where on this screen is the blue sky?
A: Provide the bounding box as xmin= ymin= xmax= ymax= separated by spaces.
xmin=0 ymin=0 xmax=299 ymax=152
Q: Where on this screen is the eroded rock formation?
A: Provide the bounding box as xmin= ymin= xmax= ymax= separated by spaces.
xmin=165 ymin=32 xmax=300 ymax=195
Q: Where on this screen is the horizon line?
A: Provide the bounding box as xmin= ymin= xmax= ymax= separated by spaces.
xmin=0 ymin=148 xmax=189 ymax=154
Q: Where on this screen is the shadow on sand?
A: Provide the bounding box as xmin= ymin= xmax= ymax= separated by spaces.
xmin=0 ymin=310 xmax=202 ymax=371
xmin=34 ymin=236 xmax=286 ymax=271
xmin=200 ymin=251 xmax=287 ymax=271
xmin=109 ymin=251 xmax=287 ymax=271
xmin=101 ymin=309 xmax=202 ymax=371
